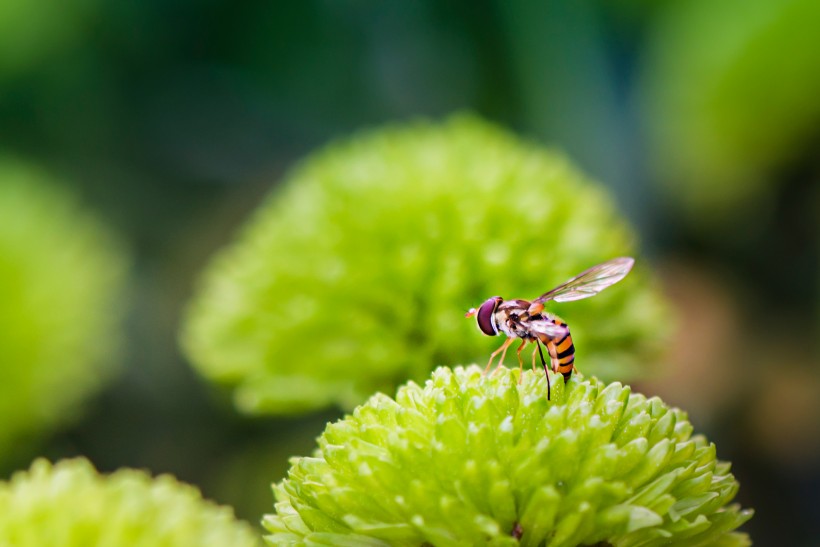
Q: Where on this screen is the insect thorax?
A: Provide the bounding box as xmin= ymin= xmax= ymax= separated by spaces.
xmin=495 ymin=299 xmax=546 ymax=339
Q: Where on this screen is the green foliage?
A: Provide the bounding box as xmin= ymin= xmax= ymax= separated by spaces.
xmin=266 ymin=366 xmax=753 ymax=546
xmin=182 ymin=115 xmax=670 ymax=415
xmin=641 ymin=0 xmax=820 ymax=218
xmin=0 ymin=458 xmax=261 ymax=546
xmin=0 ymin=159 xmax=128 ymax=458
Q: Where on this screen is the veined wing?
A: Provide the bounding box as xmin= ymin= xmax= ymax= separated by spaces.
xmin=534 ymin=257 xmax=635 ymax=304
xmin=528 ymin=319 xmax=568 ymax=339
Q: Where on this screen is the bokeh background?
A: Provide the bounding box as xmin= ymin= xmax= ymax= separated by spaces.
xmin=1 ymin=1 xmax=818 ymax=544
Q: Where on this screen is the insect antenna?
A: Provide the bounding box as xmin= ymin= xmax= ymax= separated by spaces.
xmin=536 ymin=340 xmax=551 ymax=400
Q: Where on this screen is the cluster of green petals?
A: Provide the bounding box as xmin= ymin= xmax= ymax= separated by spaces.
xmin=0 ymin=458 xmax=261 ymax=546
xmin=0 ymin=159 xmax=128 ymax=458
xmin=266 ymin=366 xmax=752 ymax=546
xmin=182 ymin=115 xmax=670 ymax=415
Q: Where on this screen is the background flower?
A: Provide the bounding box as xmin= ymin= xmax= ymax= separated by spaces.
xmin=0 ymin=159 xmax=128 ymax=461
xmin=640 ymin=0 xmax=820 ymax=222
xmin=0 ymin=458 xmax=261 ymax=546
xmin=182 ymin=115 xmax=670 ymax=415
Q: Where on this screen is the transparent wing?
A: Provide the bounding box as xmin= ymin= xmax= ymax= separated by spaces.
xmin=534 ymin=257 xmax=635 ymax=304
xmin=528 ymin=320 xmax=568 ymax=339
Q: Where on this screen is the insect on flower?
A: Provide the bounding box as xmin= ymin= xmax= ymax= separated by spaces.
xmin=466 ymin=257 xmax=635 ymax=399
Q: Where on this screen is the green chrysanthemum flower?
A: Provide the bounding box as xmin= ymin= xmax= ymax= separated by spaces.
xmin=0 ymin=458 xmax=261 ymax=546
xmin=266 ymin=366 xmax=752 ymax=546
xmin=182 ymin=115 xmax=670 ymax=414
xmin=0 ymin=159 xmax=128 ymax=458
xmin=641 ymin=0 xmax=820 ymax=219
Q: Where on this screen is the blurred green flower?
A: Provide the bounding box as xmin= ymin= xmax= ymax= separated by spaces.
xmin=266 ymin=366 xmax=753 ymax=546
xmin=0 ymin=0 xmax=99 ymax=77
xmin=182 ymin=115 xmax=670 ymax=414
xmin=641 ymin=0 xmax=820 ymax=219
xmin=0 ymin=458 xmax=261 ymax=546
xmin=0 ymin=159 xmax=127 ymax=457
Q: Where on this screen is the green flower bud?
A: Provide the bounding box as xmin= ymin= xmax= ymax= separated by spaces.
xmin=0 ymin=458 xmax=262 ymax=546
xmin=265 ymin=366 xmax=752 ymax=546
xmin=0 ymin=159 xmax=128 ymax=458
xmin=182 ymin=115 xmax=670 ymax=415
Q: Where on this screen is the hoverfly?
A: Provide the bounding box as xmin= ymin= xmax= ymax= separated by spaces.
xmin=465 ymin=257 xmax=634 ymax=399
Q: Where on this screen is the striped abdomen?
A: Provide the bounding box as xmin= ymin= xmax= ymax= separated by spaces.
xmin=544 ymin=317 xmax=575 ymax=381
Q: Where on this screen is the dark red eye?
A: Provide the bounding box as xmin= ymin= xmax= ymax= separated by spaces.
xmin=476 ymin=296 xmax=503 ymax=336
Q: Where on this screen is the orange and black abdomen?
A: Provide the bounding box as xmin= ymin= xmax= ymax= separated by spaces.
xmin=546 ymin=318 xmax=575 ymax=381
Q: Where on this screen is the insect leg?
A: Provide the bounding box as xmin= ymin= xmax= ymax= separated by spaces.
xmin=492 ymin=337 xmax=514 ymax=375
xmin=536 ymin=340 xmax=551 ymax=401
xmin=515 ymin=339 xmax=528 ymax=384
xmin=545 ymin=339 xmax=560 ymax=373
xmin=483 ymin=337 xmax=514 ymax=375
xmin=531 ymin=344 xmax=539 ymax=373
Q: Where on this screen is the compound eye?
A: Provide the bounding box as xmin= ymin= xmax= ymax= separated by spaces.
xmin=476 ymin=297 xmax=502 ymax=336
